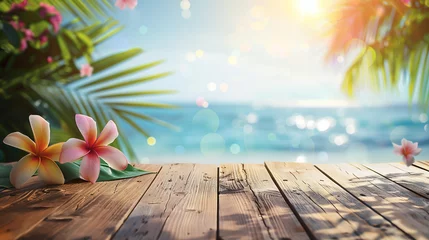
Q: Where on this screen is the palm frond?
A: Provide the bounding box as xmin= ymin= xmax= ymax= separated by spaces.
xmin=327 ymin=0 xmax=429 ymax=108
xmin=1 ymin=0 xmax=113 ymax=21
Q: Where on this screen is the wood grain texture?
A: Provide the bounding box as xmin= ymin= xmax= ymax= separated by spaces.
xmin=266 ymin=162 xmax=408 ymax=240
xmin=19 ymin=164 xmax=160 ymax=240
xmin=114 ymin=164 xmax=217 ymax=240
xmin=317 ymin=163 xmax=429 ymax=239
xmin=219 ymin=164 xmax=308 ymax=240
xmin=364 ymin=162 xmax=429 ymax=199
xmin=414 ymin=160 xmax=429 ymax=171
xmin=0 ymin=178 xmax=83 ymax=240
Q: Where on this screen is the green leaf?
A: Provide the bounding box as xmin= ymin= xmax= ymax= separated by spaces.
xmin=0 ymin=165 xmax=13 ymax=188
xmin=57 ymin=161 xmax=154 ymax=182
xmin=1 ymin=22 xmax=21 ymax=48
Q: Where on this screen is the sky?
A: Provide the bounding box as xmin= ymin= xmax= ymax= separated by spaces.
xmin=92 ymin=0 xmax=410 ymax=107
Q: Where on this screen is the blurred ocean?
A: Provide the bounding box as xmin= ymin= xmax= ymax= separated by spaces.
xmin=125 ymin=104 xmax=429 ymax=164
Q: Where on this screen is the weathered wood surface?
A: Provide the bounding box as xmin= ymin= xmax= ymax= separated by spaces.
xmin=1 ymin=161 xmax=429 ymax=239
xmin=114 ymin=164 xmax=217 ymax=240
xmin=317 ymin=163 xmax=429 ymax=239
xmin=266 ymin=162 xmax=408 ymax=240
xmin=20 ymin=165 xmax=161 ymax=240
xmin=219 ymin=164 xmax=308 ymax=240
xmin=364 ymin=162 xmax=429 ymax=199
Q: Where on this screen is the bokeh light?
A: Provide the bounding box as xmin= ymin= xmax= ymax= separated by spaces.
xmin=207 ymin=82 xmax=217 ymax=91
xmin=186 ymin=52 xmax=196 ymax=62
xmin=147 ymin=137 xmax=156 ymax=146
xmin=228 ymin=56 xmax=237 ymax=65
xmin=139 ymin=25 xmax=148 ymax=35
xmin=268 ymin=133 xmax=276 ymax=141
xmin=296 ymin=155 xmax=307 ymax=163
xmin=220 ymin=83 xmax=229 ymax=92
xmin=200 ymin=133 xmax=225 ymax=156
xmin=334 ymin=135 xmax=348 ymax=146
xmin=192 ymin=109 xmax=220 ymax=132
xmin=246 ymin=113 xmax=259 ymax=124
xmin=230 ymin=144 xmax=241 ymax=154
xmin=180 ymin=0 xmax=191 ymax=10
xmin=419 ymin=113 xmax=428 ymax=123
xmin=182 ymin=10 xmax=191 ymax=19
xmin=196 ymin=97 xmax=205 ymax=107
xmin=196 ymin=49 xmax=204 ymax=58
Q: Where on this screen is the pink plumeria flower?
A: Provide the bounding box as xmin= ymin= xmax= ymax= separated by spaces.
xmin=115 ymin=0 xmax=138 ymax=10
xmin=60 ymin=114 xmax=128 ymax=183
xmin=39 ymin=3 xmax=62 ymax=33
xmin=19 ymin=38 xmax=27 ymax=51
xmin=3 ymin=115 xmax=65 ymax=189
xmin=80 ymin=63 xmax=93 ymax=77
xmin=8 ymin=0 xmax=27 ymax=12
xmin=393 ymin=138 xmax=422 ymax=166
xmin=23 ymin=29 xmax=34 ymax=41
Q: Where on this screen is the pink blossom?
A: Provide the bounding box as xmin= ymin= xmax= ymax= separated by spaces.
xmin=39 ymin=30 xmax=49 ymax=45
xmin=22 ymin=29 xmax=34 ymax=41
xmin=115 ymin=0 xmax=138 ymax=10
xmin=80 ymin=64 xmax=94 ymax=77
xmin=60 ymin=114 xmax=128 ymax=183
xmin=9 ymin=0 xmax=28 ymax=12
xmin=9 ymin=21 xmax=25 ymax=30
xmin=47 ymin=56 xmax=53 ymax=63
xmin=393 ymin=138 xmax=422 ymax=166
xmin=39 ymin=3 xmax=62 ymax=33
xmin=19 ymin=39 xmax=27 ymax=51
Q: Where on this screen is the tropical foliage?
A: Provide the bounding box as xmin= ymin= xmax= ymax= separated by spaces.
xmin=0 ymin=0 xmax=176 ymax=162
xmin=327 ymin=0 xmax=429 ymax=106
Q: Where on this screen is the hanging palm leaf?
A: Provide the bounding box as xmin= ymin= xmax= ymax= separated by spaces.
xmin=327 ymin=0 xmax=429 ymax=107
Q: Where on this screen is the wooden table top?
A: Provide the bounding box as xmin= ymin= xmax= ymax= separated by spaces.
xmin=1 ymin=161 xmax=429 ymax=240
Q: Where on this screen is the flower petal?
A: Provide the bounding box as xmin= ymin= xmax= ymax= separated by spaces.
xmin=41 ymin=142 xmax=64 ymax=161
xmin=38 ymin=157 xmax=64 ymax=185
xmin=94 ymin=146 xmax=128 ymax=171
xmin=59 ymin=138 xmax=90 ymax=163
xmin=95 ymin=120 xmax=118 ymax=146
xmin=404 ymin=155 xmax=415 ymax=167
xmin=392 ymin=143 xmax=402 ymax=155
xmin=414 ymin=148 xmax=422 ymax=156
xmin=80 ymin=151 xmax=100 ymax=183
xmin=115 ymin=0 xmax=126 ymax=9
xmin=10 ymin=154 xmax=40 ymax=189
xmin=75 ymin=114 xmax=97 ymax=146
xmin=3 ymin=132 xmax=36 ymax=154
xmin=29 ymin=115 xmax=50 ymax=152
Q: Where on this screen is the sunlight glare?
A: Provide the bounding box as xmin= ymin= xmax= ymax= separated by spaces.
xmin=298 ymin=0 xmax=319 ymax=15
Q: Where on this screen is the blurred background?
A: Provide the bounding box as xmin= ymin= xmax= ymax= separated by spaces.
xmin=1 ymin=0 xmax=429 ymax=164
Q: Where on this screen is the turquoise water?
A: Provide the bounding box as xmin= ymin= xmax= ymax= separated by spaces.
xmin=125 ymin=104 xmax=429 ymax=164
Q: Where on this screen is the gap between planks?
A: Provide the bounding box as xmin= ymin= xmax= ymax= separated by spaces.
xmin=265 ymin=162 xmax=408 ymax=240
xmin=316 ymin=163 xmax=429 ymax=239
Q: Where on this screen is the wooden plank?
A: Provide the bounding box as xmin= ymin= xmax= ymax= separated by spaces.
xmin=364 ymin=162 xmax=429 ymax=199
xmin=19 ymin=164 xmax=160 ymax=240
xmin=113 ymin=163 xmax=217 ymax=240
xmin=0 ymin=179 xmax=83 ymax=240
xmin=219 ymin=164 xmax=308 ymax=240
xmin=317 ymin=163 xmax=429 ymax=239
xmin=266 ymin=162 xmax=408 ymax=240
xmin=414 ymin=160 xmax=429 ymax=171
